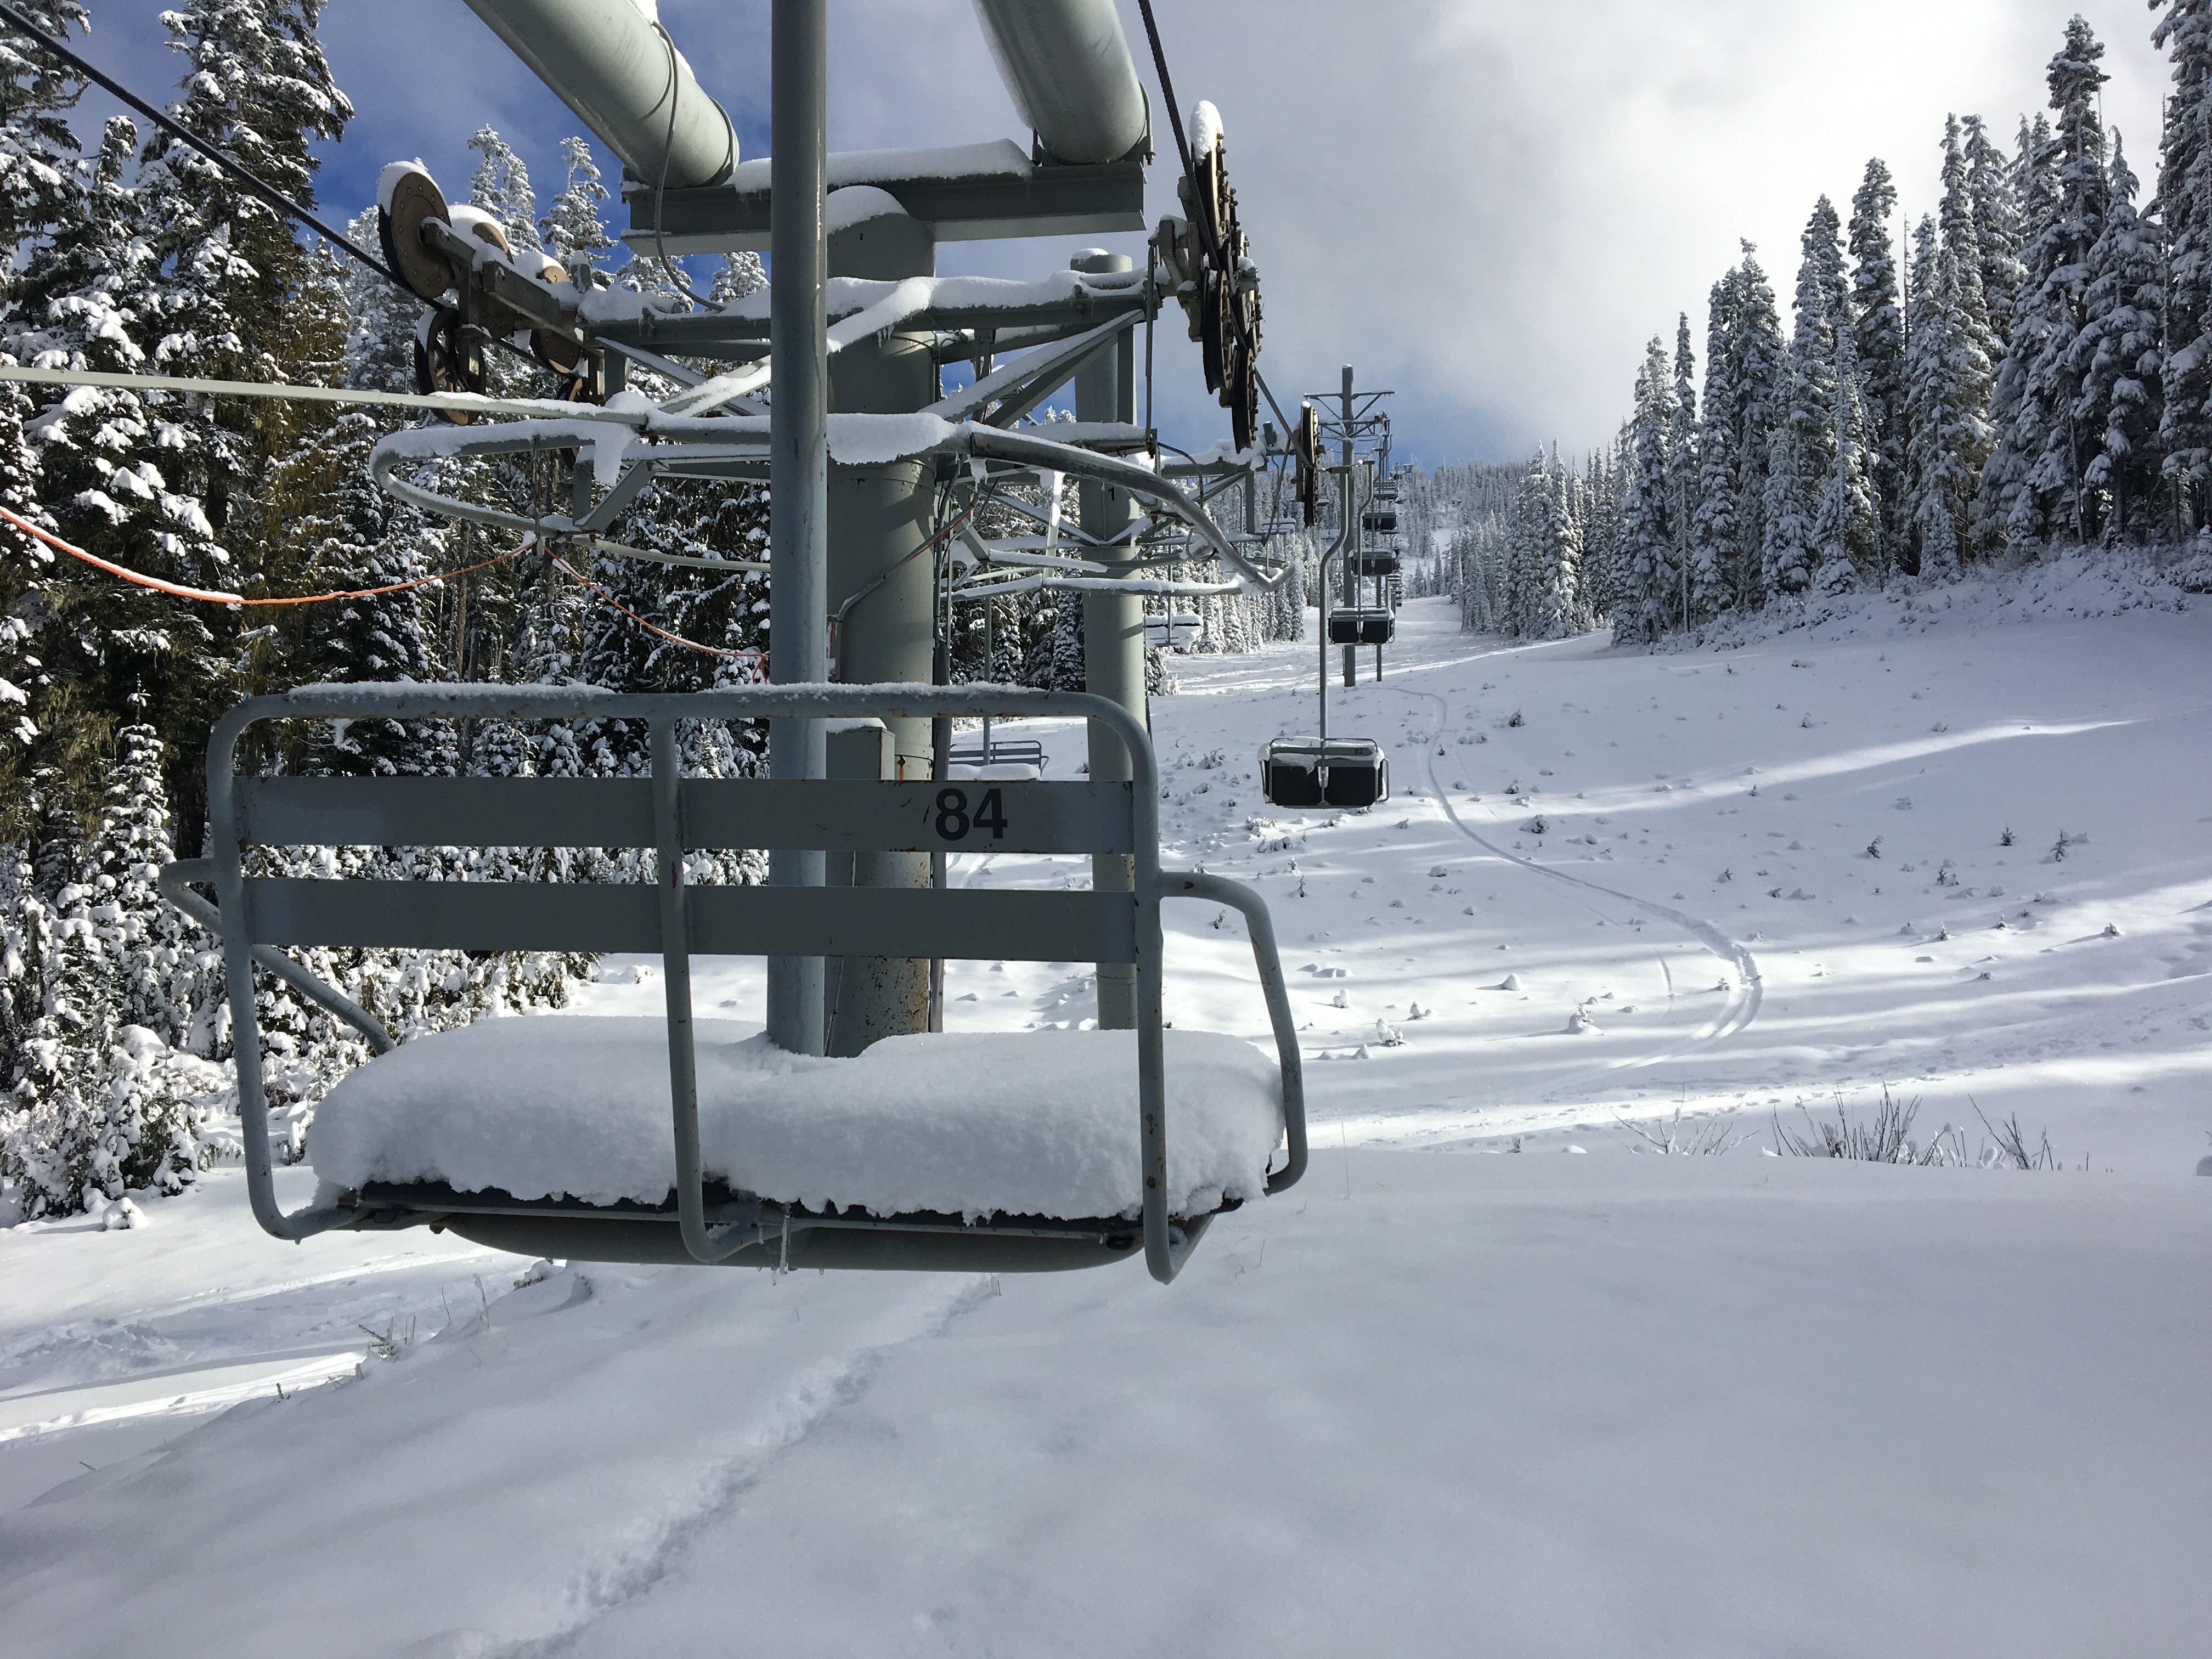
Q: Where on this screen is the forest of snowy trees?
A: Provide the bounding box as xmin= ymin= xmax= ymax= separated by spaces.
xmin=1451 ymin=7 xmax=2212 ymax=649
xmin=0 ymin=2 xmax=1299 ymax=1222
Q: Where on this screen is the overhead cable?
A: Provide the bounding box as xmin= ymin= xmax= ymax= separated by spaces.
xmin=0 ymin=0 xmax=402 ymax=290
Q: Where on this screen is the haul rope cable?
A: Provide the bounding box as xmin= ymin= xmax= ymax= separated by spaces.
xmin=0 ymin=2 xmax=541 ymax=374
xmin=0 ymin=0 xmax=399 ymax=290
xmin=0 ymin=504 xmax=528 ymax=606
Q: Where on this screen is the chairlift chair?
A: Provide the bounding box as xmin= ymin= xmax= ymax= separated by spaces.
xmin=1143 ymin=610 xmax=1204 ymax=651
xmin=1361 ymin=507 xmax=1398 ymax=535
xmin=946 ymin=733 xmax=1047 ymax=775
xmin=1326 ymin=607 xmax=1396 ymax=647
xmin=164 ymin=684 xmax=1307 ymax=1286
xmin=1258 ymin=737 xmax=1390 ymax=810
xmin=1353 ymin=550 xmax=1401 ymax=579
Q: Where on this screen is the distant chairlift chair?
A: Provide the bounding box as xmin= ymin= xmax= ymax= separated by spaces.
xmin=162 ymin=684 xmax=1307 ymax=1286
xmin=1326 ymin=607 xmax=1397 ymax=647
xmin=1257 ymin=736 xmax=1389 ymax=810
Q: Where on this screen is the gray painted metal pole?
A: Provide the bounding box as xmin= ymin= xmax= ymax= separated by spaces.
xmin=1340 ymin=365 xmax=1358 ymax=689
xmin=766 ymin=0 xmax=828 ymax=1057
xmin=823 ymin=200 xmax=939 ymax=1056
xmin=1075 ymin=249 xmax=1141 ymax=1030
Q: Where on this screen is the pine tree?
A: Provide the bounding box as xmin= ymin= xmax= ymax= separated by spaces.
xmin=1761 ymin=357 xmax=1819 ymax=598
xmin=1667 ymin=314 xmax=1700 ymax=623
xmin=1982 ymin=114 xmax=2066 ymax=554
xmin=1989 ymin=20 xmax=2111 ymax=548
xmin=2154 ymin=2 xmax=2212 ymax=528
xmin=1 ymin=847 xmax=199 ymax=1218
xmin=1905 ymin=216 xmax=1978 ymax=578
xmin=341 ymin=204 xmax=421 ymax=395
xmin=1533 ymin=450 xmax=1581 ymax=638
xmin=0 ymin=1 xmax=89 ymax=266
xmin=1763 ymin=200 xmax=1848 ymax=598
xmin=468 ymin=125 xmax=541 ymax=253
xmin=1730 ymin=244 xmax=1787 ymax=609
xmin=1812 ymin=325 xmax=1877 ymax=592
xmin=0 ymin=838 xmax=49 ymax=1101
xmin=10 ymin=116 xmax=226 ymax=809
xmin=1618 ymin=339 xmax=1676 ymax=642
xmin=1940 ymin=116 xmax=2000 ymax=366
xmin=1849 ymin=158 xmax=1908 ymax=578
xmin=1965 ymin=115 xmax=2026 ymax=352
xmin=0 ymin=368 xmax=47 ymax=817
xmin=1689 ymin=278 xmax=1739 ymax=622
xmin=86 ymin=724 xmax=209 ymax=1049
xmin=710 ymin=250 xmax=767 ymax=307
xmin=541 ymin=136 xmax=614 ymax=268
xmin=2075 ymin=134 xmax=2165 ymax=539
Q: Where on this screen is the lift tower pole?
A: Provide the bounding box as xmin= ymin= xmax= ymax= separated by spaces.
xmin=1340 ymin=364 xmax=1358 ymax=688
xmin=766 ymin=0 xmax=830 ymax=1057
xmin=1076 ymin=249 xmax=1142 ymax=1030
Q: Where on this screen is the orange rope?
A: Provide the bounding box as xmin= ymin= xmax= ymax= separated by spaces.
xmin=549 ymin=550 xmax=766 ymax=663
xmin=0 ymin=504 xmax=528 ymax=606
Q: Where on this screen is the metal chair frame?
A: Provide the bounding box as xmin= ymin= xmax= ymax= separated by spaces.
xmin=166 ymin=682 xmax=1306 ymax=1284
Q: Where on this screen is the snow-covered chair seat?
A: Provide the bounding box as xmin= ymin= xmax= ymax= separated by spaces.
xmin=311 ymin=1017 xmax=1285 ymax=1222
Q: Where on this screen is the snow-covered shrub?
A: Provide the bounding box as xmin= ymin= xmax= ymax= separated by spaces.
xmin=1616 ymin=1109 xmax=1754 ymax=1155
xmin=1770 ymin=1087 xmax=1964 ymax=1164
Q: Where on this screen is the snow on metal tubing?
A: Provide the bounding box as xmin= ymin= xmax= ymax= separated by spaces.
xmin=970 ymin=0 xmax=1149 ymax=165
xmin=368 ymin=417 xmax=1284 ymax=587
xmin=459 ymin=0 xmax=737 ymax=189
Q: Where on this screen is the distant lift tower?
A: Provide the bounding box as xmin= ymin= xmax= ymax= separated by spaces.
xmin=1307 ymin=368 xmax=1395 ymax=686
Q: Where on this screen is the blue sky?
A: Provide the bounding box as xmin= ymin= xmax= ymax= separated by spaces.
xmin=61 ymin=2 xmax=2179 ymax=467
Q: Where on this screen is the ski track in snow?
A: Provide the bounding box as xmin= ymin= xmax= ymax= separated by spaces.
xmin=493 ymin=1276 xmax=996 ymax=1658
xmin=1386 ymin=673 xmax=1764 ymax=1054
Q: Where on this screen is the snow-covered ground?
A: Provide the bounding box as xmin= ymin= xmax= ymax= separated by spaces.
xmin=4 ymin=591 xmax=2209 ymax=1654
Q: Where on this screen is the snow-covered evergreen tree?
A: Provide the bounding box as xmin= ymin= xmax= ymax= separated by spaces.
xmin=1667 ymin=314 xmax=1700 ymax=622
xmin=0 ymin=1 xmax=89 ymax=267
xmin=710 ymin=250 xmax=767 ymax=307
xmin=1982 ymin=113 xmax=2063 ymax=554
xmin=1812 ymin=325 xmax=1877 ymax=591
xmin=87 ymin=724 xmax=202 ymax=1048
xmin=468 ymin=125 xmax=541 ymax=253
xmin=2075 ymin=134 xmax=2165 ymax=539
xmin=1730 ymin=244 xmax=1787 ymax=609
xmin=1849 ymin=158 xmax=1907 ymax=578
xmin=2154 ymin=1 xmax=2212 ymax=527
xmin=1762 ymin=201 xmax=1847 ymax=598
xmin=1988 ymin=20 xmax=2111 ymax=548
xmin=1688 ymin=278 xmax=1738 ymax=622
xmin=1905 ymin=216 xmax=1981 ymax=578
xmin=1618 ymin=338 xmax=1676 ymax=642
xmin=1965 ymin=115 xmax=2025 ymax=353
xmin=10 ymin=116 xmax=225 ymax=806
xmin=541 ymin=136 xmax=613 ymax=269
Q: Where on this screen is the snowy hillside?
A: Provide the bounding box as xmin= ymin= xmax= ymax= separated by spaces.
xmin=3 ymin=596 xmax=2209 ymax=1654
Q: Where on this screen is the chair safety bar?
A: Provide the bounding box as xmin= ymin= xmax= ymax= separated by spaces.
xmin=172 ymin=681 xmax=1307 ymax=1284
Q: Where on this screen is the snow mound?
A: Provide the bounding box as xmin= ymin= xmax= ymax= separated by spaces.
xmin=308 ymin=1018 xmax=1284 ymax=1222
xmin=1663 ymin=545 xmax=2194 ymax=653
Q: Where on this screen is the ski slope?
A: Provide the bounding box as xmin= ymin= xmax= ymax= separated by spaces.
xmin=4 ymin=593 xmax=2209 ymax=1654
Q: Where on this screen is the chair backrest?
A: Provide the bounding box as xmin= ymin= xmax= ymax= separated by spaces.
xmin=208 ymin=684 xmax=1161 ymax=970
